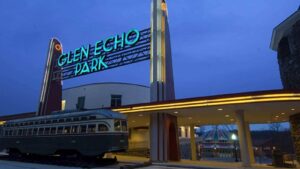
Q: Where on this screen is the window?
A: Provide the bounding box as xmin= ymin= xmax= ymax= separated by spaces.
xmin=73 ymin=117 xmax=79 ymax=121
xmin=46 ymin=120 xmax=51 ymax=124
xmin=61 ymin=100 xmax=66 ymax=110
xmin=121 ymin=120 xmax=127 ymax=131
xmin=8 ymin=130 xmax=13 ymax=136
xmin=64 ymin=126 xmax=71 ymax=134
xmin=38 ymin=128 xmax=44 ymax=135
xmin=57 ymin=127 xmax=63 ymax=134
xmin=66 ymin=118 xmax=72 ymax=122
xmin=40 ymin=120 xmax=45 ymax=124
xmin=50 ymin=127 xmax=56 ymax=134
xmin=88 ymin=124 xmax=96 ymax=133
xmin=18 ymin=129 xmax=22 ymax=136
xmin=13 ymin=130 xmax=17 ymax=136
xmin=27 ymin=129 xmax=33 ymax=136
xmin=52 ymin=119 xmax=58 ymax=123
xmin=111 ymin=95 xmax=122 ymax=107
xmin=89 ymin=116 xmax=96 ymax=120
xmin=44 ymin=128 xmax=50 ymax=135
xmin=33 ymin=128 xmax=38 ymax=135
xmin=71 ymin=126 xmax=78 ymax=134
xmin=81 ymin=117 xmax=88 ymax=121
xmin=34 ymin=121 xmax=39 ymax=125
xmin=22 ymin=129 xmax=27 ymax=136
xmin=114 ymin=120 xmax=121 ymax=131
xmin=76 ymin=96 xmax=85 ymax=110
xmin=80 ymin=125 xmax=87 ymax=133
xmin=98 ymin=124 xmax=109 ymax=132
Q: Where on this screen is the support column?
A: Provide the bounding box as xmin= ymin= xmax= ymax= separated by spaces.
xmin=289 ymin=113 xmax=300 ymax=163
xmin=235 ymin=110 xmax=251 ymax=167
xmin=150 ymin=0 xmax=178 ymax=162
xmin=190 ymin=125 xmax=197 ymax=161
xmin=150 ymin=113 xmax=180 ymax=162
xmin=245 ymin=122 xmax=255 ymax=164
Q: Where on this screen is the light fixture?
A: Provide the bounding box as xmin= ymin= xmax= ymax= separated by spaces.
xmin=291 ymin=108 xmax=295 ymax=111
xmin=281 ymin=112 xmax=285 ymax=115
xmin=225 ymin=114 xmax=230 ymax=118
xmin=132 ymin=120 xmax=136 ymax=123
xmin=231 ymin=133 xmax=237 ymax=140
xmin=230 ymin=118 xmax=234 ymax=122
xmin=275 ymin=115 xmax=279 ymax=118
xmin=138 ymin=114 xmax=143 ymax=117
xmin=217 ymin=108 xmax=223 ymax=111
xmin=188 ymin=117 xmax=192 ymax=120
xmin=174 ymin=111 xmax=178 ymax=114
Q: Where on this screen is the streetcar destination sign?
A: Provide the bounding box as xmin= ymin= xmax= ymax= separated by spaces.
xmin=57 ymin=29 xmax=141 ymax=77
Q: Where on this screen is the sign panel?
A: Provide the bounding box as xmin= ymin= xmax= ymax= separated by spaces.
xmin=53 ymin=28 xmax=151 ymax=80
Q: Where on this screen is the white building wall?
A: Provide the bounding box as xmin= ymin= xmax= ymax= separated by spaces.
xmin=62 ymin=82 xmax=150 ymax=110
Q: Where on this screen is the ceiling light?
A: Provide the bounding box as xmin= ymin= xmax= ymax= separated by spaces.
xmin=132 ymin=120 xmax=136 ymax=123
xmin=275 ymin=115 xmax=279 ymax=118
xmin=291 ymin=108 xmax=295 ymax=111
xmin=281 ymin=112 xmax=285 ymax=115
xmin=174 ymin=111 xmax=178 ymax=114
xmin=138 ymin=114 xmax=143 ymax=117
xmin=225 ymin=114 xmax=230 ymax=118
xmin=230 ymin=119 xmax=234 ymax=122
xmin=217 ymin=108 xmax=223 ymax=111
xmin=188 ymin=117 xmax=192 ymax=120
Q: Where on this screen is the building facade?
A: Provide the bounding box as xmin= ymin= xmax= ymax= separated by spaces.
xmin=62 ymin=82 xmax=150 ymax=110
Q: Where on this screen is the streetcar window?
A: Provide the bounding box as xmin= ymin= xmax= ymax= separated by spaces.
xmin=27 ymin=129 xmax=33 ymax=136
xmin=13 ymin=130 xmax=17 ymax=136
xmin=24 ymin=122 xmax=28 ymax=126
xmin=114 ymin=120 xmax=121 ymax=131
xmin=88 ymin=124 xmax=96 ymax=133
xmin=80 ymin=125 xmax=87 ymax=133
xmin=33 ymin=128 xmax=38 ymax=135
xmin=66 ymin=118 xmax=72 ymax=122
xmin=57 ymin=127 xmax=63 ymax=134
xmin=38 ymin=128 xmax=44 ymax=135
xmin=71 ymin=126 xmax=78 ymax=134
xmin=29 ymin=122 xmax=33 ymax=125
xmin=73 ymin=117 xmax=79 ymax=121
xmin=9 ymin=130 xmax=13 ymax=136
xmin=40 ymin=120 xmax=45 ymax=124
xmin=46 ymin=120 xmax=51 ymax=124
xmin=58 ymin=119 xmax=65 ymax=123
xmin=18 ymin=129 xmax=22 ymax=136
xmin=98 ymin=124 xmax=108 ymax=132
xmin=34 ymin=121 xmax=39 ymax=125
xmin=89 ymin=116 xmax=96 ymax=120
xmin=52 ymin=119 xmax=58 ymax=123
xmin=121 ymin=121 xmax=127 ymax=131
xmin=64 ymin=126 xmax=71 ymax=134
xmin=15 ymin=123 xmax=19 ymax=127
xmin=50 ymin=127 xmax=56 ymax=134
xmin=81 ymin=116 xmax=88 ymax=121
xmin=44 ymin=128 xmax=50 ymax=135
xmin=22 ymin=129 xmax=27 ymax=136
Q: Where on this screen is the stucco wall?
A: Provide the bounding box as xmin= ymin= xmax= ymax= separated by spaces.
xmin=62 ymin=82 xmax=150 ymax=110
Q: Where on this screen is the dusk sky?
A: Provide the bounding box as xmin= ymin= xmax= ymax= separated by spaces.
xmin=0 ymin=0 xmax=299 ymax=116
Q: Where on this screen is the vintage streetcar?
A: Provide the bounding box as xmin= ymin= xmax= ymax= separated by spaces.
xmin=0 ymin=109 xmax=128 ymax=158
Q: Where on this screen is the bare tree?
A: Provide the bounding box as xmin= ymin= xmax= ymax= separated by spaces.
xmin=269 ymin=122 xmax=282 ymax=132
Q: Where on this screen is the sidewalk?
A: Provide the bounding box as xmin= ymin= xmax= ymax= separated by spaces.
xmin=116 ymin=155 xmax=295 ymax=169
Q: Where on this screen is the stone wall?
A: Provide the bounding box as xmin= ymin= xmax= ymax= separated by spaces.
xmin=278 ymin=20 xmax=300 ymax=89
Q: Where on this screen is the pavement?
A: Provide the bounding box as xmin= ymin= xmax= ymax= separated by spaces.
xmin=0 ymin=154 xmax=297 ymax=169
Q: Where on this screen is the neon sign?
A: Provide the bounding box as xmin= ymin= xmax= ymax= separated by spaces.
xmin=57 ymin=29 xmax=140 ymax=76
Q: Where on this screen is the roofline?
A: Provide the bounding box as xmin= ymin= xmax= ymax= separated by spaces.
xmin=63 ymin=82 xmax=150 ymax=91
xmin=270 ymin=9 xmax=300 ymax=51
xmin=111 ymin=89 xmax=300 ymax=110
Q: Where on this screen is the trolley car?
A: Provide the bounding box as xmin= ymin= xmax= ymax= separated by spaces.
xmin=0 ymin=109 xmax=128 ymax=158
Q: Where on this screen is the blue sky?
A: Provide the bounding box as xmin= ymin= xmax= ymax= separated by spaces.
xmin=0 ymin=0 xmax=299 ymax=116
